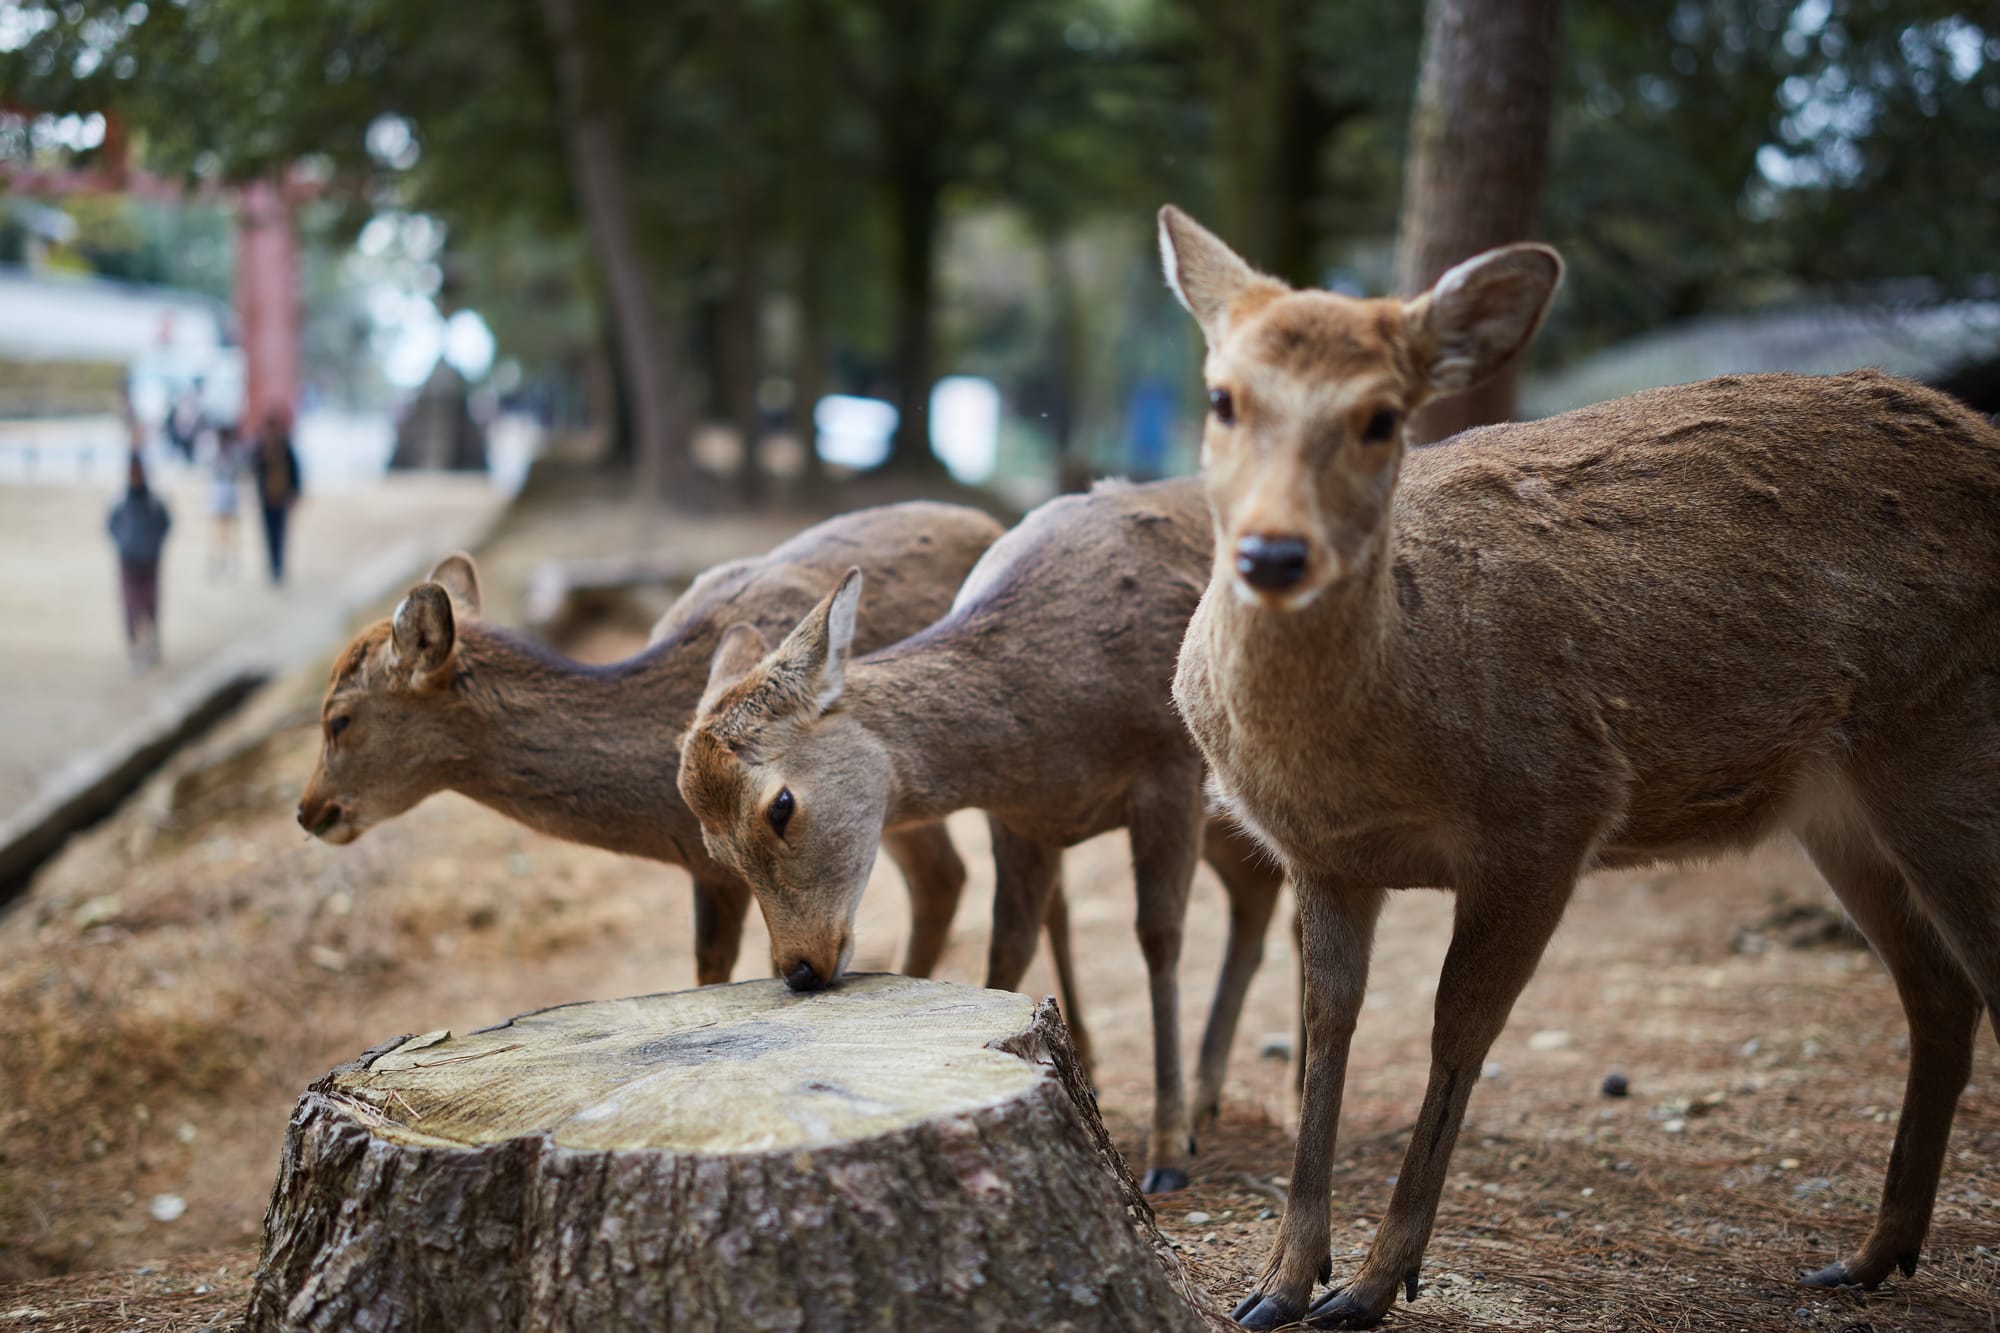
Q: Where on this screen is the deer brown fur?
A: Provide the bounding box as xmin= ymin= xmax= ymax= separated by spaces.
xmin=297 ymin=502 xmax=1091 ymax=997
xmin=679 ymin=478 xmax=1289 ymax=1191
xmin=1160 ymin=203 xmax=2000 ymax=1328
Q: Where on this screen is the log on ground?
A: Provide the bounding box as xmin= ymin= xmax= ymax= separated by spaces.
xmin=246 ymin=974 xmax=1216 ymax=1332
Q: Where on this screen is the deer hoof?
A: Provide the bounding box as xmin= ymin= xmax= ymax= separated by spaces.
xmin=1140 ymin=1166 xmax=1189 ymax=1194
xmin=1799 ymin=1262 xmax=1857 ymax=1289
xmin=1304 ymin=1286 xmax=1390 ymax=1329
xmin=1231 ymin=1291 xmax=1303 ymax=1330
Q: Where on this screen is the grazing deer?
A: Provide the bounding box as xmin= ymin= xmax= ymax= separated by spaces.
xmin=679 ymin=478 xmax=1289 ymax=1192
xmin=1159 ymin=204 xmax=2000 ymax=1328
xmin=297 ymin=503 xmax=1084 ymax=1009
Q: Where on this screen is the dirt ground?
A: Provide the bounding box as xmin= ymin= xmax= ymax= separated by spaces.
xmin=1 ymin=491 xmax=1994 ymax=1332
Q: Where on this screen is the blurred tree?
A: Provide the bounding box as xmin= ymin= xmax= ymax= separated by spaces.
xmin=784 ymin=0 xmax=833 ymax=487
xmin=1171 ymin=0 xmax=1423 ymax=286
xmin=831 ymin=0 xmax=1134 ymax=473
xmin=1544 ymin=2 xmax=2000 ymax=363
xmin=1395 ymin=0 xmax=1565 ymax=443
xmin=539 ymin=0 xmax=687 ymax=498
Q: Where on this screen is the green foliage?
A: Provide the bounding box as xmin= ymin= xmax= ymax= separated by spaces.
xmin=3 ymin=0 xmax=1996 ymax=460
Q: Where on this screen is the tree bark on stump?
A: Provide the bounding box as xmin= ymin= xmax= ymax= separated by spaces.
xmin=245 ymin=977 xmax=1214 ymax=1332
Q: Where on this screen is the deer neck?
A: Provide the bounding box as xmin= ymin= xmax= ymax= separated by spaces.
xmin=448 ymin=626 xmax=711 ymax=867
xmin=841 ymin=633 xmax=1029 ymax=827
xmin=1207 ymin=519 xmax=1404 ymax=721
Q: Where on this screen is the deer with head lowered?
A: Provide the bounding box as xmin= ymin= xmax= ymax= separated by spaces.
xmin=1158 ymin=204 xmax=2000 ymax=1327
xmin=678 ymin=478 xmax=1291 ymax=1192
xmin=297 ymin=502 xmax=1085 ymax=1012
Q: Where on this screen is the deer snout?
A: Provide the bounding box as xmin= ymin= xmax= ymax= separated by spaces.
xmin=297 ymin=794 xmax=348 ymax=841
xmin=1235 ymin=534 xmax=1311 ymax=593
xmin=777 ymin=928 xmax=852 ymax=994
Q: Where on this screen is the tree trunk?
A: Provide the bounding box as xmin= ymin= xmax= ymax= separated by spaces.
xmin=786 ymin=0 xmax=830 ymax=488
xmin=720 ymin=0 xmax=764 ymax=504
xmin=540 ymin=0 xmax=687 ymax=501
xmin=1194 ymin=0 xmax=1313 ymax=290
xmin=885 ymin=165 xmax=943 ymax=474
xmin=1394 ymin=0 xmax=1564 ymax=444
xmin=1043 ymin=228 xmax=1089 ymax=493
xmin=245 ymin=977 xmax=1213 ymax=1332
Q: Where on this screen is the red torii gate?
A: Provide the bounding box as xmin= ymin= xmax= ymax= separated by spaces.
xmin=0 ymin=108 xmax=300 ymax=428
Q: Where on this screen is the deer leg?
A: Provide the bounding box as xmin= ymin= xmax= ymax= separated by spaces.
xmin=1292 ymin=905 xmax=1307 ymax=1105
xmin=1233 ymin=879 xmax=1385 ymax=1331
xmin=1797 ymin=821 xmax=1980 ymax=1291
xmin=1039 ymin=880 xmax=1095 ymax=1075
xmin=690 ymin=875 xmax=752 ymax=987
xmin=1128 ymin=782 xmax=1207 ymax=1194
xmin=985 ymin=819 xmax=1064 ymax=993
xmin=1193 ymin=823 xmax=1287 ymax=1126
xmin=881 ymin=821 xmax=967 ymax=978
xmin=1301 ymin=874 xmax=1574 ymax=1330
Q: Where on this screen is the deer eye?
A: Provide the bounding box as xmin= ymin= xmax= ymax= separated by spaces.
xmin=767 ymin=788 xmax=795 ymax=838
xmin=326 ymin=715 xmax=351 ymax=741
xmin=1361 ymin=409 xmax=1400 ymax=443
xmin=1207 ymin=387 xmax=1235 ymax=425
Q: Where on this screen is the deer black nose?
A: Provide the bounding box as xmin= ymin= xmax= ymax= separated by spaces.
xmin=784 ymin=959 xmax=823 ymax=993
xmin=298 ymin=802 xmax=342 ymax=835
xmin=1235 ymin=535 xmax=1310 ymax=592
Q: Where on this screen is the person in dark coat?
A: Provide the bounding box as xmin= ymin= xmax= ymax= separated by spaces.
xmin=107 ymin=452 xmax=172 ymax=671
xmin=252 ymin=408 xmax=302 ymax=585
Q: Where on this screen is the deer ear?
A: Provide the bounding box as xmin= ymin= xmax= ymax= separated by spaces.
xmin=390 ymin=583 xmax=457 ymax=685
xmin=810 ymin=568 xmax=863 ymax=712
xmin=427 ymin=552 xmax=482 ymax=619
xmin=1158 ymin=205 xmax=1282 ymax=344
xmin=698 ymin=622 xmax=772 ymax=716
xmin=768 ymin=567 xmax=864 ymax=714
xmin=1404 ymin=244 xmax=1563 ymax=399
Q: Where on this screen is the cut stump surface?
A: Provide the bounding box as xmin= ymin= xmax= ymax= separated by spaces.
xmin=246 ymin=975 xmax=1213 ymax=1332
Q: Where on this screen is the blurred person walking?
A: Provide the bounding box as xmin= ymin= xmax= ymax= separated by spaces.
xmin=107 ymin=452 xmax=171 ymax=672
xmin=165 ymin=381 xmax=205 ymax=463
xmin=253 ymin=409 xmax=302 ymax=586
xmin=199 ymin=422 xmax=244 ymax=578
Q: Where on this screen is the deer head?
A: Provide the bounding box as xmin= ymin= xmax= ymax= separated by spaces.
xmin=297 ymin=553 xmax=482 ymax=844
xmin=1158 ymin=205 xmax=1562 ymax=609
xmin=677 ymin=568 xmax=890 ymax=991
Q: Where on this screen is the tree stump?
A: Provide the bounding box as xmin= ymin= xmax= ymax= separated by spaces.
xmin=246 ymin=976 xmax=1215 ymax=1332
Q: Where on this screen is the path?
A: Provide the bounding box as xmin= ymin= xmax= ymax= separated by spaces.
xmin=0 ymin=464 xmax=505 ymax=828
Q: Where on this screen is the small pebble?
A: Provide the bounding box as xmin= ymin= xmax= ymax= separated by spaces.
xmin=1185 ymin=1211 xmax=1210 ymax=1225
xmin=1257 ymin=1033 xmax=1294 ymax=1060
xmin=1526 ymin=1029 xmax=1572 ymax=1052
xmin=1482 ymin=1061 xmax=1504 ymax=1080
xmin=1601 ymin=1072 xmax=1630 ymax=1098
xmin=148 ymin=1194 xmax=186 ymax=1223
xmin=1663 ymin=1118 xmax=1687 ymax=1134
xmin=1257 ymin=1208 xmax=1277 ymax=1221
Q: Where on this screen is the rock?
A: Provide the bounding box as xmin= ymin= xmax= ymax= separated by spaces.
xmin=1526 ymin=1029 xmax=1572 ymax=1052
xmin=1600 ymin=1072 xmax=1630 ymax=1098
xmin=148 ymin=1194 xmax=186 ymax=1222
